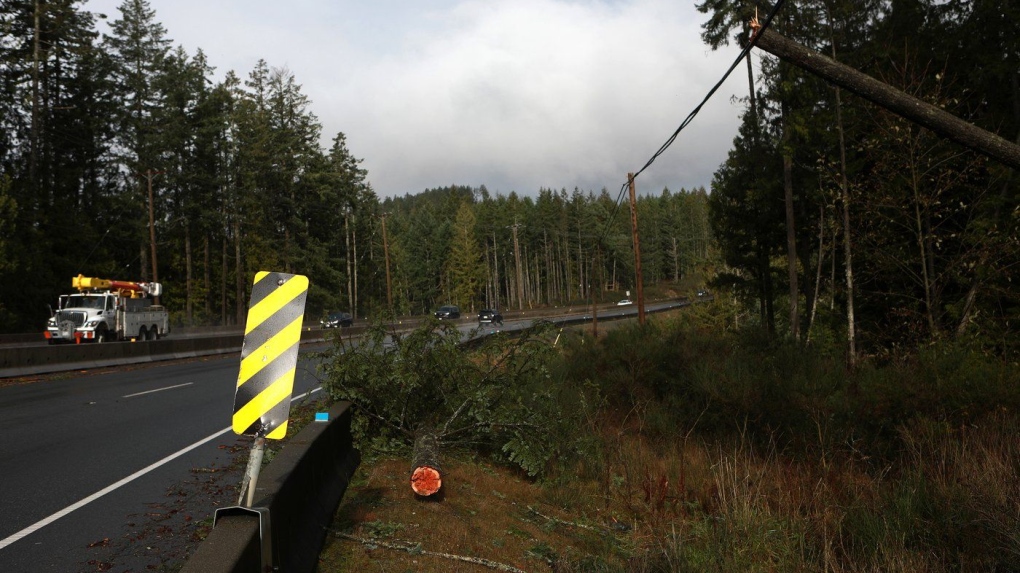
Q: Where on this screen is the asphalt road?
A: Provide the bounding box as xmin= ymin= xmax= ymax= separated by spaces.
xmin=0 ymin=349 xmax=330 ymax=572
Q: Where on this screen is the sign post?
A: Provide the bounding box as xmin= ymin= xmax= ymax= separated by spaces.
xmin=215 ymin=271 xmax=308 ymax=571
xmin=232 ymin=271 xmax=309 ymax=502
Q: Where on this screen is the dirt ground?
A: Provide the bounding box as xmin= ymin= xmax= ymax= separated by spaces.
xmin=317 ymin=455 xmax=637 ymax=573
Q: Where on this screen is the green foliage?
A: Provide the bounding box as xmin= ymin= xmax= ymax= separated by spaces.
xmin=560 ymin=300 xmax=1020 ymax=462
xmin=552 ymin=307 xmax=1020 ymax=570
xmin=321 ymin=320 xmax=593 ymax=477
xmin=445 ymin=202 xmax=485 ymax=310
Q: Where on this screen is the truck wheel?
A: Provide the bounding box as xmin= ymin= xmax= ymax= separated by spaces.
xmin=95 ymin=327 xmax=108 ymax=343
xmin=138 ymin=326 xmax=148 ymax=341
xmin=150 ymin=326 xmax=159 ymax=340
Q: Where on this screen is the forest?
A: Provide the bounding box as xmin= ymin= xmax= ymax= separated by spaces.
xmin=0 ymin=0 xmax=712 ymax=334
xmin=1 ymin=0 xmax=1017 ymax=362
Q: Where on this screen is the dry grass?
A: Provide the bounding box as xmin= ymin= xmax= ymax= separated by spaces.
xmin=319 ymin=409 xmax=1020 ymax=573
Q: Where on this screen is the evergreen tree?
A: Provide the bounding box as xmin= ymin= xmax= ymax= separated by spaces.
xmin=446 ymin=201 xmax=485 ymax=311
xmin=103 ymin=0 xmax=173 ymax=281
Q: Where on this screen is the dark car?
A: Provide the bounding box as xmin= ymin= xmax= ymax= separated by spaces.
xmin=478 ymin=308 xmax=503 ymax=325
xmin=434 ymin=305 xmax=461 ymax=320
xmin=321 ymin=311 xmax=353 ymax=328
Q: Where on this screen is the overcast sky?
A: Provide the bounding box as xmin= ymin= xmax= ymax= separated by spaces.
xmin=84 ymin=0 xmax=751 ymax=198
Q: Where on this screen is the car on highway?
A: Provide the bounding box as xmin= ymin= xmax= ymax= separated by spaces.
xmin=321 ymin=311 xmax=353 ymax=328
xmin=617 ymin=298 xmax=633 ymax=306
xmin=478 ymin=308 xmax=503 ymax=325
xmin=434 ymin=305 xmax=461 ymax=320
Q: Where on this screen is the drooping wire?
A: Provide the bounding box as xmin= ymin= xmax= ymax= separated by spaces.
xmin=593 ymin=0 xmax=786 ymax=249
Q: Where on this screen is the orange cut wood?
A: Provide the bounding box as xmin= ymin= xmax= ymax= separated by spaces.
xmin=410 ymin=465 xmax=442 ymax=496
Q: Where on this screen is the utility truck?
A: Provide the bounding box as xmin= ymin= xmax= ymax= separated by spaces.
xmin=44 ymin=275 xmax=170 ymax=344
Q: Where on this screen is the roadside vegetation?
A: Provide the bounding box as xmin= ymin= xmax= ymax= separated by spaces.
xmin=318 ymin=300 xmax=1020 ymax=572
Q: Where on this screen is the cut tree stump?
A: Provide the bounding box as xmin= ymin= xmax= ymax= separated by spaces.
xmin=410 ymin=433 xmax=442 ymax=496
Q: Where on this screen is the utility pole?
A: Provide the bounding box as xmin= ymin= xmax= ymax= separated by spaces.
xmin=380 ymin=212 xmax=393 ymax=313
xmin=628 ymin=173 xmax=646 ymax=325
xmin=510 ymin=220 xmax=524 ymax=310
xmin=30 ymin=1 xmax=41 ymax=190
xmin=142 ymin=169 xmax=164 ymax=303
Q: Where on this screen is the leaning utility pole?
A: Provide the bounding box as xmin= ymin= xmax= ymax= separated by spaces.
xmin=751 ymin=26 xmax=1020 ymax=171
xmin=628 ymin=173 xmax=646 ymax=325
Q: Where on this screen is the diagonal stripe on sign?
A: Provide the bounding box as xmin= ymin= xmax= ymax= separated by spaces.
xmin=246 ymin=273 xmax=308 ymax=333
xmin=233 ymin=366 xmax=297 ymax=435
xmin=237 ymin=315 xmax=303 ymax=388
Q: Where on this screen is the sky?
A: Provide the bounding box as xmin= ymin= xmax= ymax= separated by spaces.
xmin=84 ymin=0 xmax=752 ymax=199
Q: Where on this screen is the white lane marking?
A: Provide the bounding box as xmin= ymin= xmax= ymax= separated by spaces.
xmin=122 ymin=382 xmax=193 ymax=398
xmin=0 ymin=386 xmax=322 ymax=550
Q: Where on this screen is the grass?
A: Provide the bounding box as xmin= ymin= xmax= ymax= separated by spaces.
xmin=317 ymin=303 xmax=1020 ymax=572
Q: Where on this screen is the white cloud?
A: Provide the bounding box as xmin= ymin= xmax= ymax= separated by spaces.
xmin=85 ymin=0 xmax=748 ymax=197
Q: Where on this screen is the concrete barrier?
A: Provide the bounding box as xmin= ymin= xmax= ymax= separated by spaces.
xmin=181 ymin=401 xmax=360 ymax=573
xmin=0 ymin=329 xmax=340 ymax=379
xmin=0 ymin=334 xmax=249 ymax=378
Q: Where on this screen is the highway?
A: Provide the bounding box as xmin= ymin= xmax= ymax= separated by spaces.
xmin=0 ymin=351 xmax=328 ymax=572
xmin=0 ymin=299 xmax=689 ymax=572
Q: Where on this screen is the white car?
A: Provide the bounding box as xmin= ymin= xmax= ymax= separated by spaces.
xmin=617 ymin=299 xmax=632 ymax=306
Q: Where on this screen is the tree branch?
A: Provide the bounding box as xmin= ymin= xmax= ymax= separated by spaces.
xmin=330 ymin=530 xmax=528 ymax=573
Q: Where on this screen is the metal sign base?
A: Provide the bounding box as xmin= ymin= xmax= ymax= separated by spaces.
xmin=213 ymin=505 xmax=273 ymax=571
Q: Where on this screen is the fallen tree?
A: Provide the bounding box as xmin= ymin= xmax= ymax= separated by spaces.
xmin=322 ymin=320 xmax=589 ymax=497
xmin=410 ymin=432 xmax=442 ymax=496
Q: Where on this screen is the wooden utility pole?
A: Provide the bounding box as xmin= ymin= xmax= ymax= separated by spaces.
xmin=380 ymin=212 xmax=393 ymax=313
xmin=30 ymin=1 xmax=40 ymax=189
xmin=142 ymin=169 xmax=164 ymax=303
xmin=628 ymin=173 xmax=646 ymax=325
xmin=752 ymin=27 xmax=1020 ymax=170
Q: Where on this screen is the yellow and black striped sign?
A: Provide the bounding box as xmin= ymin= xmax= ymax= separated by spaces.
xmin=232 ymin=271 xmax=309 ymax=439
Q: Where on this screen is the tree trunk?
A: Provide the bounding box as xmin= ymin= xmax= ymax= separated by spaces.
xmin=782 ymin=104 xmax=800 ymax=341
xmin=204 ymin=234 xmax=211 ymax=319
xmin=221 ymin=236 xmax=227 ymax=325
xmin=235 ymin=221 xmax=245 ymax=325
xmin=185 ymin=227 xmax=193 ymax=325
xmin=752 ymin=27 xmax=1020 ymax=171
xmin=410 ymin=432 xmax=442 ymax=497
xmin=828 ymin=31 xmax=857 ymax=368
xmin=807 ymin=202 xmax=825 ymax=342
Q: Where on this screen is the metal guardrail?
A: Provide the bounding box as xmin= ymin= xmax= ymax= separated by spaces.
xmin=180 ymin=401 xmax=360 ymax=573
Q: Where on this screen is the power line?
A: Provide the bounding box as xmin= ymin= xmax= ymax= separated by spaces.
xmin=595 ymin=0 xmax=786 ymax=249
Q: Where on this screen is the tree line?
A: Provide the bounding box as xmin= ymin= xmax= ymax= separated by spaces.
xmin=2 ymin=0 xmax=1017 ymax=362
xmin=0 ymin=0 xmax=710 ymax=333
